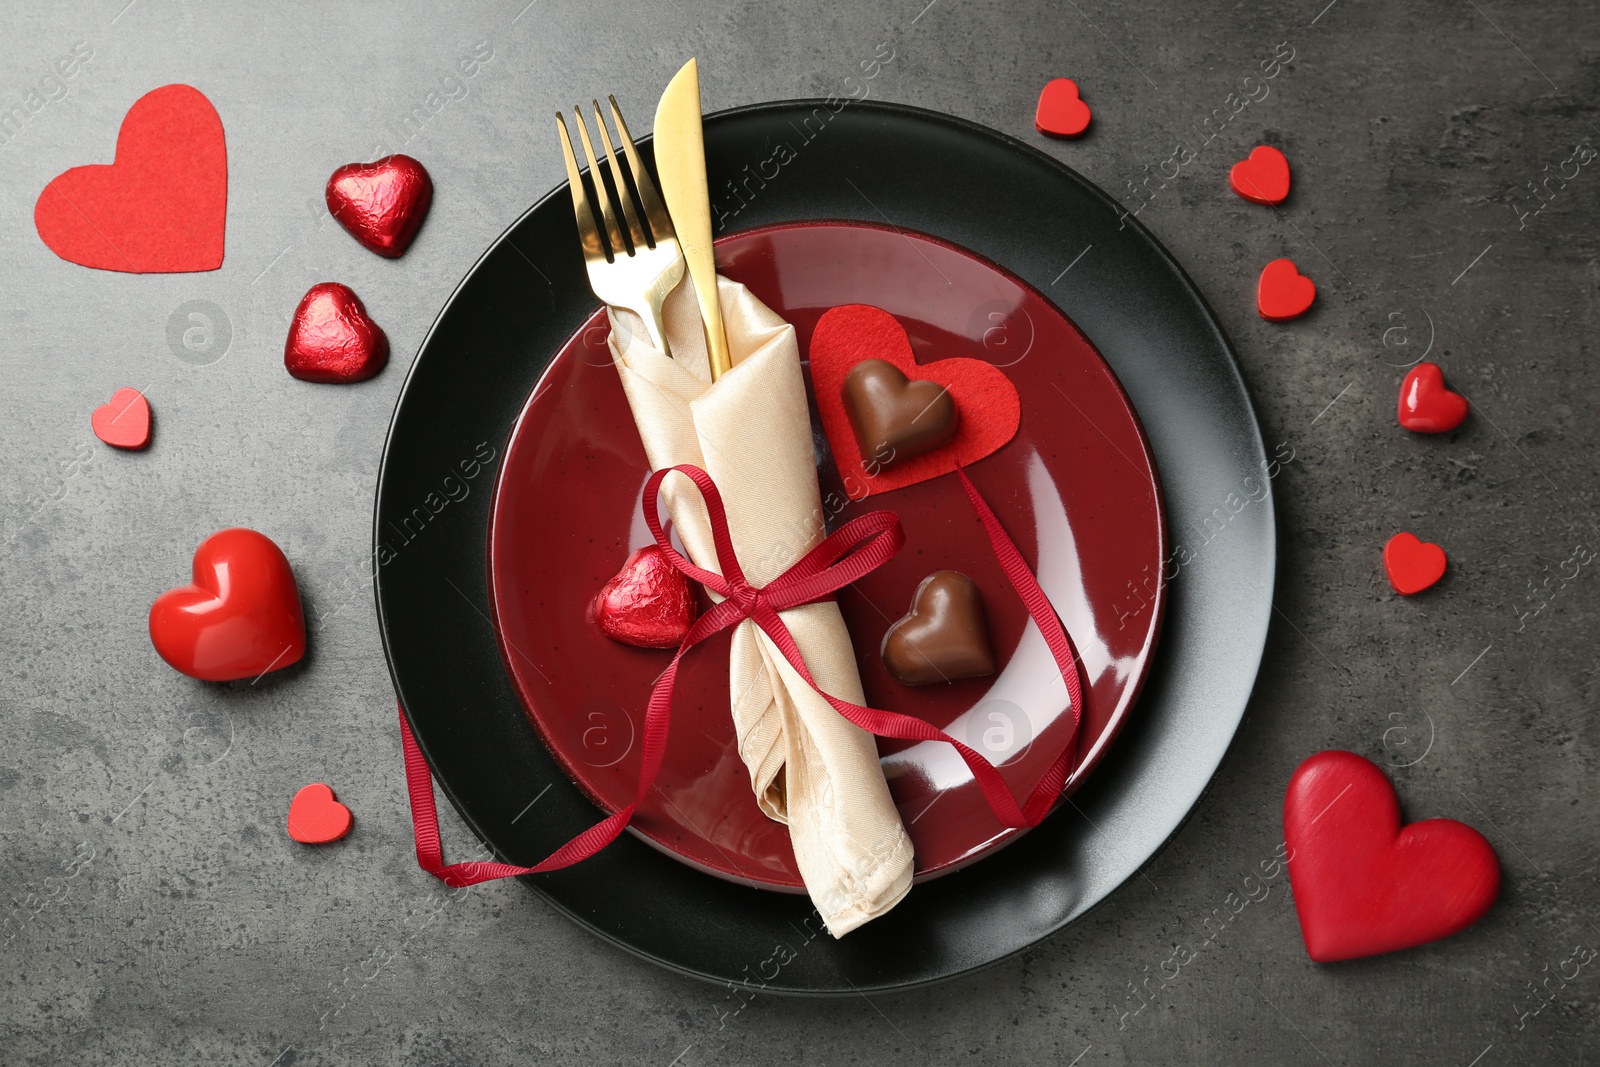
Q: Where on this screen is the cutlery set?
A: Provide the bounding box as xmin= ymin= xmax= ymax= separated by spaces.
xmin=556 ymin=59 xmax=732 ymax=380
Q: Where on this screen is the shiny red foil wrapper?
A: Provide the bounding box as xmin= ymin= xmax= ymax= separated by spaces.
xmin=326 ymin=154 xmax=433 ymax=258
xmin=284 ymin=282 xmax=389 ymax=384
xmin=594 ymin=545 xmax=697 ymax=649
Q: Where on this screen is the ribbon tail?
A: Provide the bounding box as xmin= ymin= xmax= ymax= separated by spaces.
xmin=397 ymin=629 xmax=699 ymax=888
xmin=956 ymin=468 xmax=1086 ymax=823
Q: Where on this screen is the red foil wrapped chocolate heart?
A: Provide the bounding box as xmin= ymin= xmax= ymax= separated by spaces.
xmin=284 ymin=282 xmax=389 ymax=384
xmin=594 ymin=545 xmax=697 ymax=649
xmin=326 ymin=154 xmax=433 ymax=258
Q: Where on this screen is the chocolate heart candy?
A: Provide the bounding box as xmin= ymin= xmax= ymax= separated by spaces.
xmin=881 ymin=570 xmax=996 ymax=686
xmin=842 ymin=359 xmax=960 ymax=469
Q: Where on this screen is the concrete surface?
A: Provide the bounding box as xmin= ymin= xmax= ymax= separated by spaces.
xmin=2 ymin=0 xmax=1597 ymax=1063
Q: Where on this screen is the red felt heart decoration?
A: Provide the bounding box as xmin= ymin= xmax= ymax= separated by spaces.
xmin=1398 ymin=362 xmax=1468 ymax=433
xmin=1284 ymin=750 xmax=1499 ymax=962
xmin=1257 ymin=258 xmax=1315 ymax=321
xmin=1229 ymin=145 xmax=1291 ymax=205
xmin=287 ymin=783 xmax=353 ymax=844
xmin=1383 ymin=532 xmax=1447 ymax=595
xmin=149 ymin=528 xmax=306 ymax=682
xmin=91 ymin=387 xmax=151 ymax=450
xmin=326 ymin=154 xmax=433 ymax=258
xmin=809 ymin=305 xmax=1022 ymax=496
xmin=284 ymin=283 xmax=389 ymax=384
xmin=594 ymin=545 xmax=698 ymax=649
xmin=1034 ymin=78 xmax=1092 ymax=138
xmin=34 ymin=84 xmax=226 ymax=273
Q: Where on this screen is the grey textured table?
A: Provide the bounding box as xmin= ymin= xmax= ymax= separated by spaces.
xmin=3 ymin=1 xmax=1596 ymax=1064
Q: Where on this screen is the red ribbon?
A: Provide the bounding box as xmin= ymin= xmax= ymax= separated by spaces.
xmin=401 ymin=464 xmax=1086 ymax=888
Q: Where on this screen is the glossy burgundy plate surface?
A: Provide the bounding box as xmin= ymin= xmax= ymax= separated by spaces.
xmin=487 ymin=221 xmax=1166 ymax=889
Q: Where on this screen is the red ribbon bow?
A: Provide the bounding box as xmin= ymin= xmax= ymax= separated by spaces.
xmin=402 ymin=464 xmax=1086 ymax=887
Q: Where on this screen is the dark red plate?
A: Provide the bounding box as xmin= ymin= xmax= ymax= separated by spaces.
xmin=486 ymin=221 xmax=1166 ymax=889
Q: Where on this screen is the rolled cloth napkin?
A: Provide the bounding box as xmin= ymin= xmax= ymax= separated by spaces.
xmin=608 ymin=273 xmax=913 ymax=936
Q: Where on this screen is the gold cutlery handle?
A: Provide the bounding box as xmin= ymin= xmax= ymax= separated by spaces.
xmin=690 ymin=255 xmax=731 ymax=380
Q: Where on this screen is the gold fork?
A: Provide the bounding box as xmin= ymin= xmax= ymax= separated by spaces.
xmin=557 ymin=97 xmax=685 ymax=357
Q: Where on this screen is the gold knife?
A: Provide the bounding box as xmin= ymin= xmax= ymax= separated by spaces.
xmin=653 ymin=58 xmax=733 ymax=381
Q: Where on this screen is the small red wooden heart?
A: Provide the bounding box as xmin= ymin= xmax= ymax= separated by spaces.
xmin=594 ymin=545 xmax=697 ymax=649
xmin=1257 ymin=258 xmax=1316 ymax=321
xmin=809 ymin=305 xmax=1022 ymax=496
xmin=1034 ymin=78 xmax=1092 ymax=138
xmin=287 ymin=783 xmax=353 ymax=844
xmin=1229 ymin=145 xmax=1291 ymax=205
xmin=326 ymin=154 xmax=433 ymax=259
xmin=1398 ymin=362 xmax=1468 ymax=433
xmin=149 ymin=528 xmax=306 ymax=682
xmin=91 ymin=387 xmax=151 ymax=450
xmin=284 ymin=283 xmax=389 ymax=384
xmin=34 ymin=84 xmax=226 ymax=273
xmin=1383 ymin=532 xmax=1447 ymax=595
xmin=1284 ymin=750 xmax=1499 ymax=962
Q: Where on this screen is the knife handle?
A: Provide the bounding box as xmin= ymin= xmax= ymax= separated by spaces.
xmin=693 ymin=261 xmax=732 ymax=380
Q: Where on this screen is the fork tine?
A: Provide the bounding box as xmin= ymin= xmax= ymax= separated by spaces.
xmin=609 ymin=94 xmax=675 ymax=241
xmin=572 ymin=106 xmax=628 ymax=259
xmin=593 ymin=100 xmax=651 ymax=253
xmin=556 ymin=112 xmax=607 ymax=262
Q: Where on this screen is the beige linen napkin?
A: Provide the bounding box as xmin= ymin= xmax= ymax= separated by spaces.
xmin=608 ymin=274 xmax=913 ymax=936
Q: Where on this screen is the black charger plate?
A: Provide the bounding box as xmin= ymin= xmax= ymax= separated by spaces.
xmin=374 ymin=100 xmax=1275 ymax=994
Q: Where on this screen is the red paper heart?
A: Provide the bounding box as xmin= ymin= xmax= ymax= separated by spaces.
xmin=809 ymin=305 xmax=1022 ymax=496
xmin=284 ymin=283 xmax=389 ymax=384
xmin=1229 ymin=145 xmax=1291 ymax=205
xmin=326 ymin=154 xmax=433 ymax=258
xmin=149 ymin=528 xmax=306 ymax=682
xmin=1398 ymin=362 xmax=1468 ymax=433
xmin=1383 ymin=532 xmax=1447 ymax=595
xmin=34 ymin=84 xmax=226 ymax=273
xmin=594 ymin=545 xmax=697 ymax=649
xmin=91 ymin=387 xmax=151 ymax=450
xmin=1284 ymin=750 xmax=1499 ymax=962
xmin=287 ymin=783 xmax=353 ymax=844
xmin=1257 ymin=258 xmax=1315 ymax=321
xmin=1034 ymin=78 xmax=1092 ymax=138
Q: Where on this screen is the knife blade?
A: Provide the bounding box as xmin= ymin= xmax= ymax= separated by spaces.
xmin=652 ymin=58 xmax=732 ymax=380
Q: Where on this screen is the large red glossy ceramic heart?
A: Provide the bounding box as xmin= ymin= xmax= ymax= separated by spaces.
xmin=326 ymin=154 xmax=433 ymax=258
xmin=809 ymin=304 xmax=1022 ymax=496
xmin=1384 ymin=532 xmax=1447 ymax=595
xmin=91 ymin=388 xmax=151 ymax=450
xmin=34 ymin=84 xmax=226 ymax=273
xmin=1398 ymin=362 xmax=1468 ymax=433
xmin=149 ymin=528 xmax=306 ymax=682
xmin=287 ymin=783 xmax=353 ymax=844
xmin=284 ymin=283 xmax=389 ymax=383
xmin=1257 ymin=258 xmax=1315 ymax=321
xmin=1284 ymin=750 xmax=1499 ymax=962
xmin=1229 ymin=145 xmax=1291 ymax=205
xmin=1034 ymin=78 xmax=1092 ymax=138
